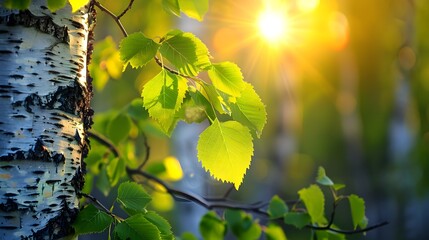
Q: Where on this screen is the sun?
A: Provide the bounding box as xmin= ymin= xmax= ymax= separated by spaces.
xmin=257 ymin=8 xmax=288 ymax=43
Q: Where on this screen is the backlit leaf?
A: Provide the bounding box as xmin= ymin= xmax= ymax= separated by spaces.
xmin=199 ymin=212 xmax=226 ymax=240
xmin=107 ymin=113 xmax=132 ymax=144
xmin=231 ymin=82 xmax=267 ymax=138
xmin=142 ymin=70 xmax=188 ymax=135
xmin=316 ymin=166 xmax=334 ymax=186
xmin=114 ymin=214 xmax=161 ymax=240
xmin=47 ymin=0 xmax=67 ymax=11
xmin=200 ymin=83 xmax=230 ymax=115
xmin=298 ymin=184 xmax=325 ymax=224
xmin=73 ymin=204 xmax=113 ymax=234
xmin=160 ymin=31 xmax=211 ymax=76
xmin=316 ymin=230 xmax=346 ymax=240
xmin=117 ymin=182 xmax=152 ymax=215
xmin=197 ymin=119 xmax=253 ymax=189
xmin=265 ymin=223 xmax=287 ymax=240
xmin=144 ymin=211 xmax=173 ymax=240
xmin=106 ymin=157 xmax=125 ymax=187
xmin=349 ymin=194 xmax=368 ymax=229
xmin=69 ymin=0 xmax=88 ymax=12
xmin=120 ymin=32 xmax=159 ymax=69
xmin=162 ymin=0 xmax=180 ymax=16
xmin=268 ymin=195 xmax=288 ymax=219
xmin=225 ymin=210 xmax=261 ymax=240
xmin=178 ymin=0 xmax=208 ymax=21
xmin=208 ymin=62 xmax=244 ymax=97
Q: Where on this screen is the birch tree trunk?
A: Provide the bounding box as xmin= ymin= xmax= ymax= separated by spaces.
xmin=0 ymin=1 xmax=93 ymax=239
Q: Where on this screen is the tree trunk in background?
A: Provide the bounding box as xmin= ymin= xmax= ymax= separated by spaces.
xmin=0 ymin=1 xmax=93 ymax=239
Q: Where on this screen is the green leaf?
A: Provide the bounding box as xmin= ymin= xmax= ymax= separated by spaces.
xmin=117 ymin=182 xmax=152 ymax=215
xmin=159 ymin=31 xmax=211 ymax=76
xmin=197 ymin=119 xmax=253 ymax=189
xmin=107 ymin=113 xmax=132 ymax=144
xmin=114 ymin=214 xmax=161 ymax=240
xmin=283 ymin=212 xmax=311 ymax=229
xmin=178 ymin=0 xmax=209 ymax=21
xmin=208 ymin=62 xmax=245 ymax=97
xmin=96 ymin=167 xmax=111 ymax=196
xmin=333 ymin=183 xmax=346 ymax=191
xmin=176 ymin=95 xmax=207 ymax=123
xmin=316 ymin=166 xmax=334 ymax=186
xmin=106 ymin=157 xmax=125 ymax=187
xmin=162 ymin=0 xmax=180 ymax=16
xmin=120 ymin=32 xmax=159 ymax=69
xmin=2 ymin=0 xmax=31 ymax=9
xmin=231 ymin=82 xmax=267 ymax=138
xmin=224 ymin=210 xmax=261 ymax=240
xmin=47 ymin=0 xmax=67 ymax=11
xmin=127 ymin=98 xmax=149 ymax=121
xmin=188 ymin=86 xmax=216 ymax=119
xmin=200 ymin=83 xmax=230 ymax=115
xmin=349 ymin=194 xmax=368 ymax=229
xmin=180 ymin=232 xmax=198 ymax=240
xmin=268 ymin=195 xmax=288 ymax=219
xmin=315 ymin=230 xmax=346 ymax=240
xmin=298 ymin=184 xmax=325 ymax=224
xmin=73 ymin=204 xmax=113 ymax=234
xmin=265 ymin=223 xmax=287 ymax=240
xmin=69 ymin=0 xmax=89 ymax=12
xmin=199 ymin=212 xmax=226 ymax=240
xmin=144 ymin=211 xmax=173 ymax=240
xmin=142 ymin=69 xmax=188 ymax=135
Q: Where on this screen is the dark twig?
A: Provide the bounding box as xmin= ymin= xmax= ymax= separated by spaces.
xmin=117 ymin=0 xmax=135 ymax=19
xmin=308 ymin=221 xmax=389 ymax=235
xmin=88 ymin=130 xmax=119 ymax=157
xmin=93 ymin=0 xmax=128 ymax=37
xmin=78 ymin=192 xmax=123 ymax=221
xmin=136 ymin=131 xmax=150 ymax=169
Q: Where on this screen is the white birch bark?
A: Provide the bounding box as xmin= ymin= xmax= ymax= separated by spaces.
xmin=0 ymin=1 xmax=93 ymax=239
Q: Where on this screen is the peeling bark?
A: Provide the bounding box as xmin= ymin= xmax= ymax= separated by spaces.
xmin=0 ymin=0 xmax=93 ymax=239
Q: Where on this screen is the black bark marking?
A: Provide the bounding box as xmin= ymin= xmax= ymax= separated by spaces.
xmin=0 ymin=10 xmax=69 ymax=43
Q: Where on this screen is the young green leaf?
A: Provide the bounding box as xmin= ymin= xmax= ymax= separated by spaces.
xmin=47 ymin=0 xmax=67 ymax=11
xmin=73 ymin=204 xmax=113 ymax=234
xmin=106 ymin=157 xmax=125 ymax=187
xmin=199 ymin=212 xmax=226 ymax=240
xmin=197 ymin=119 xmax=253 ymax=189
xmin=283 ymin=212 xmax=311 ymax=229
xmin=117 ymin=182 xmax=152 ymax=215
xmin=200 ymin=83 xmax=231 ymax=115
xmin=316 ymin=166 xmax=334 ymax=186
xmin=225 ymin=210 xmax=261 ymax=240
xmin=298 ymin=184 xmax=325 ymax=224
xmin=333 ymin=183 xmax=346 ymax=191
xmin=120 ymin=32 xmax=159 ymax=69
xmin=69 ymin=0 xmax=89 ymax=12
xmin=107 ymin=113 xmax=132 ymax=144
xmin=265 ymin=223 xmax=287 ymax=240
xmin=159 ymin=31 xmax=211 ymax=76
xmin=2 ymin=0 xmax=31 ymax=9
xmin=178 ymin=0 xmax=208 ymax=21
xmin=208 ymin=62 xmax=245 ymax=97
xmin=231 ymin=82 xmax=267 ymax=138
xmin=114 ymin=214 xmax=161 ymax=240
xmin=162 ymin=0 xmax=180 ymax=16
xmin=180 ymin=232 xmax=198 ymax=240
xmin=349 ymin=194 xmax=368 ymax=229
xmin=268 ymin=195 xmax=288 ymax=219
xmin=144 ymin=211 xmax=174 ymax=240
xmin=142 ymin=70 xmax=188 ymax=135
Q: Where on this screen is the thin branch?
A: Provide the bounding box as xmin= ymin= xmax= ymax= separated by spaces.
xmin=93 ymin=0 xmax=128 ymax=37
xmin=117 ymin=0 xmax=135 ymax=19
xmin=137 ymin=131 xmax=150 ymax=169
xmin=308 ymin=221 xmax=389 ymax=235
xmin=78 ymin=192 xmax=123 ymax=221
xmin=126 ymin=167 xmax=268 ymax=216
xmin=88 ymin=130 xmax=119 ymax=157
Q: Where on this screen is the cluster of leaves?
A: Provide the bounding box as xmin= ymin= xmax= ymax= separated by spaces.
xmin=181 ymin=167 xmax=368 ymax=240
xmin=119 ymin=28 xmax=267 ymax=189
xmin=74 ymin=182 xmax=175 ymax=239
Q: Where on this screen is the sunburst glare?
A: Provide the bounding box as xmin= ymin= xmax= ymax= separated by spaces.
xmin=257 ymin=9 xmax=288 ymax=43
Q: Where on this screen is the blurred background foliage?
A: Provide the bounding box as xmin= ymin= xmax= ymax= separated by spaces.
xmin=87 ymin=0 xmax=429 ymax=239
